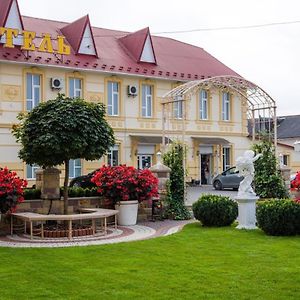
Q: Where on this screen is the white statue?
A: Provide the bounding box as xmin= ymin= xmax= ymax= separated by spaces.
xmin=236 ymin=150 xmax=262 ymax=198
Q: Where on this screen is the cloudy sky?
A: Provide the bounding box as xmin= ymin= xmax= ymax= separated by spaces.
xmin=18 ymin=0 xmax=300 ymax=116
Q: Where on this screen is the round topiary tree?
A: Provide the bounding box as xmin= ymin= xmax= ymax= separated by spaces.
xmin=192 ymin=194 xmax=238 ymax=226
xmin=252 ymin=139 xmax=288 ymax=199
xmin=12 ymin=94 xmax=115 ymax=214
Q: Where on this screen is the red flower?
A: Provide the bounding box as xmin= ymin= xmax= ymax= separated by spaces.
xmin=0 ymin=167 xmax=27 ymax=214
xmin=91 ymin=165 xmax=158 ymax=204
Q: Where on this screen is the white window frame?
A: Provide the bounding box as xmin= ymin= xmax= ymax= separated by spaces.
xmin=69 ymin=159 xmax=82 ymax=178
xmin=137 ymin=155 xmax=152 ymax=170
xmin=107 ymin=81 xmax=119 ymax=116
xmin=222 ymin=92 xmax=230 ymax=121
xmin=142 ymin=84 xmax=153 ymax=118
xmin=26 ymin=73 xmax=41 ymax=111
xmin=199 ymin=90 xmax=208 ymax=120
xmin=26 ymin=164 xmax=39 ymax=179
xmin=107 ymin=145 xmax=119 ymax=166
xmin=173 ymin=96 xmax=183 ymax=119
xmin=69 ymin=78 xmax=82 ymax=98
xmin=222 ymin=147 xmax=231 ymax=171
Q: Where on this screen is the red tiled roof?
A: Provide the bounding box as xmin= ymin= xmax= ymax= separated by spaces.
xmin=0 ymin=15 xmax=241 ymax=81
xmin=119 ymin=27 xmax=157 ymax=64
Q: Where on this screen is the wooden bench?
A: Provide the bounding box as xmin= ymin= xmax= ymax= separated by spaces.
xmin=11 ymin=208 xmax=118 ymax=240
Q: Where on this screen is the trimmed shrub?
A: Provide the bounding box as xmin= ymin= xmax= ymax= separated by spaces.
xmin=76 ymin=187 xmax=85 ymax=197
xmin=256 ymin=199 xmax=300 ymax=236
xmin=24 ymin=188 xmax=41 ymax=200
xmin=60 ymin=187 xmax=101 ymax=198
xmin=192 ymin=194 xmax=238 ymax=226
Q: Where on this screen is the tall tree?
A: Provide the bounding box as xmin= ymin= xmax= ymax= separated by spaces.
xmin=252 ymin=139 xmax=289 ymax=199
xmin=12 ymin=95 xmax=115 ymax=214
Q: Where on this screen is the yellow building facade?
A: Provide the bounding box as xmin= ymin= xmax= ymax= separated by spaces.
xmin=1 ymin=0 xmax=277 ymax=187
xmin=0 ymin=61 xmax=253 ymax=186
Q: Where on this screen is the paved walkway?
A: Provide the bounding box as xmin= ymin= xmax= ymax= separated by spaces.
xmin=0 ymin=220 xmax=193 ymax=248
xmin=186 ymin=185 xmax=237 ymax=206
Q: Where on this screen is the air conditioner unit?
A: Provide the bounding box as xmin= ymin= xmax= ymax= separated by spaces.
xmin=128 ymin=85 xmax=138 ymax=97
xmin=51 ymin=78 xmax=64 ymax=89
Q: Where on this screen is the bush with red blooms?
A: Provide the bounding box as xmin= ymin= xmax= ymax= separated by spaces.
xmin=291 ymin=172 xmax=300 ymax=190
xmin=290 ymin=172 xmax=300 ymax=203
xmin=0 ymin=167 xmax=27 ymax=214
xmin=91 ymin=165 xmax=158 ymax=204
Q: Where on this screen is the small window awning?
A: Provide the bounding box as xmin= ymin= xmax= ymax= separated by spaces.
xmin=192 ymin=137 xmax=230 ymax=145
xmin=130 ymin=135 xmax=172 ymax=144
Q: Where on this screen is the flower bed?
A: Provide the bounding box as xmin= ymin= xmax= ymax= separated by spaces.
xmin=0 ymin=167 xmax=27 ymax=213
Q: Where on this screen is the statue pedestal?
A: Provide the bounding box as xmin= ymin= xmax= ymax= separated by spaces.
xmin=235 ymin=196 xmax=259 ymax=229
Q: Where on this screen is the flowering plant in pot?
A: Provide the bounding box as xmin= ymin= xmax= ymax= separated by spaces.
xmin=92 ymin=165 xmax=158 ymax=225
xmin=0 ymin=167 xmax=27 ymax=214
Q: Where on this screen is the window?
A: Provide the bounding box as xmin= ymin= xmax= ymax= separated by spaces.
xmin=283 ymin=155 xmax=289 ymax=166
xmin=142 ymin=84 xmax=153 ymax=117
xmin=108 ymin=145 xmax=119 ymax=166
xmin=222 ymin=92 xmax=230 ymax=121
xmin=199 ymin=90 xmax=208 ymax=120
xmin=173 ymin=96 xmax=183 ymax=119
xmin=26 ymin=73 xmax=41 ymax=111
xmin=69 ymin=78 xmax=82 ymax=98
xmin=107 ymin=81 xmax=119 ymax=116
xmin=280 ymin=154 xmax=289 ymax=166
xmin=26 ymin=164 xmax=39 ymax=179
xmin=69 ymin=159 xmax=82 ymax=178
xmin=222 ymin=147 xmax=231 ymax=171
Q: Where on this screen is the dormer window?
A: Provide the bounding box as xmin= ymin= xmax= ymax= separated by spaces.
xmin=0 ymin=0 xmax=24 ymax=46
xmin=140 ymin=34 xmax=156 ymax=63
xmin=78 ymin=22 xmax=97 ymax=56
xmin=119 ymin=27 xmax=157 ymax=64
xmin=60 ymin=15 xmax=98 ymax=57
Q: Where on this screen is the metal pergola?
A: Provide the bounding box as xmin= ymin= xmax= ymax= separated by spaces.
xmin=161 ymin=75 xmax=277 ymax=199
xmin=162 ymin=75 xmax=277 ymax=152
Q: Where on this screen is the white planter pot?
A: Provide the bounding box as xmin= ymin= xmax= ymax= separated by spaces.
xmin=115 ymin=200 xmax=139 ymax=226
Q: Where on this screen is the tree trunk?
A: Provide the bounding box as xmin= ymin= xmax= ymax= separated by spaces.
xmin=63 ymin=159 xmax=69 ymax=215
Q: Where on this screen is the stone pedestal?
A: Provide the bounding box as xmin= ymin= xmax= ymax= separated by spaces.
xmin=235 ymin=196 xmax=258 ymax=229
xmin=36 ymin=168 xmax=61 ymax=200
xmin=280 ymin=166 xmax=291 ymax=191
xmin=148 ymin=152 xmax=171 ymax=219
xmin=149 ymin=152 xmax=171 ymax=197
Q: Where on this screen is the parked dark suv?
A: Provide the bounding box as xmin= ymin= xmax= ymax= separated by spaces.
xmin=69 ymin=169 xmax=99 ymax=188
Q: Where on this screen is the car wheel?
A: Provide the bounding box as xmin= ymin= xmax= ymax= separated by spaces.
xmin=213 ymin=180 xmax=223 ymax=190
xmin=73 ymin=182 xmax=81 ymax=188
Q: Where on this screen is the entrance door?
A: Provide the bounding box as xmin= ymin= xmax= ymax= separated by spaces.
xmin=200 ymin=154 xmax=212 ymax=185
xmin=137 ymin=155 xmax=152 ymax=169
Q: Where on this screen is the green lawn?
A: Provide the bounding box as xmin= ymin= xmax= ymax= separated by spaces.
xmin=0 ymin=223 xmax=299 ymax=300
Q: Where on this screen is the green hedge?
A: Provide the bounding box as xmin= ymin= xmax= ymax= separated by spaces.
xmin=61 ymin=187 xmax=100 ymax=198
xmin=24 ymin=187 xmax=100 ymax=200
xmin=192 ymin=194 xmax=238 ymax=227
xmin=23 ymin=188 xmax=41 ymax=200
xmin=256 ymin=199 xmax=300 ymax=236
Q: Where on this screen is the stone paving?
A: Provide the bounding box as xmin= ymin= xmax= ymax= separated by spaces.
xmin=0 ymin=219 xmax=193 ymax=248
